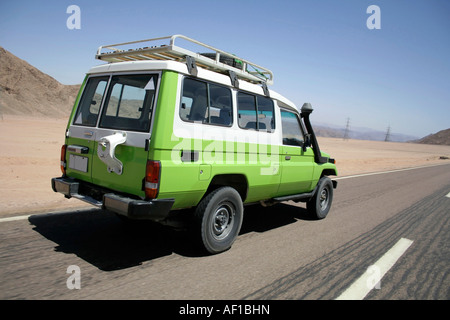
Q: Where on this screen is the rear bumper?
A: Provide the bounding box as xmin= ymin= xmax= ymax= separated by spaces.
xmin=51 ymin=177 xmax=174 ymax=221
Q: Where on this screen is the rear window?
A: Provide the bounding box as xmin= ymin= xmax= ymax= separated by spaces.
xmin=73 ymin=74 xmax=158 ymax=132
xmin=73 ymin=76 xmax=109 ymax=127
xmin=99 ymin=74 xmax=158 ymax=132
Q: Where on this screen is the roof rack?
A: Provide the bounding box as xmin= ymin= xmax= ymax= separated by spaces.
xmin=95 ymin=35 xmax=274 ymax=86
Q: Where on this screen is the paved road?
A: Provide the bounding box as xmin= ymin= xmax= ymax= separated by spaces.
xmin=1 ymin=163 xmax=449 ymax=300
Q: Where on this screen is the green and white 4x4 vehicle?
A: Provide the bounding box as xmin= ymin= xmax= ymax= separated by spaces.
xmin=52 ymin=35 xmax=337 ymax=254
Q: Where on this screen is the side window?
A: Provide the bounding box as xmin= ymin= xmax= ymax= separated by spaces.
xmin=180 ymin=78 xmax=208 ymax=122
xmin=99 ymin=74 xmax=157 ymax=132
xmin=281 ymin=110 xmax=304 ymax=146
xmin=74 ymin=76 xmax=109 ymax=127
xmin=209 ymin=83 xmax=232 ymax=126
xmin=180 ymin=78 xmax=232 ymax=126
xmin=237 ymin=92 xmax=257 ymax=129
xmin=257 ymin=96 xmax=275 ymax=132
xmin=237 ymin=91 xmax=275 ymax=132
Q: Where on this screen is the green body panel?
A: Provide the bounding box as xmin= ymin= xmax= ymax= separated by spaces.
xmin=154 ymin=144 xmax=283 ymax=208
xmin=278 ymin=145 xmax=315 ymax=195
xmin=311 ymin=151 xmax=338 ymax=184
xmin=91 ymin=143 xmax=148 ymax=197
xmin=65 ymin=137 xmax=148 ymax=197
xmin=148 ymin=71 xmax=179 ymax=152
xmin=155 ymin=141 xmax=336 ymax=209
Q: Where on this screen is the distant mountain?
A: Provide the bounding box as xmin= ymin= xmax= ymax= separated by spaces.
xmin=0 ymin=46 xmax=80 ymax=118
xmin=413 ymin=128 xmax=450 ymax=146
xmin=314 ymin=123 xmax=419 ymax=142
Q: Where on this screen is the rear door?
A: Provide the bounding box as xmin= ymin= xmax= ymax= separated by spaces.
xmin=67 ymin=73 xmax=160 ymax=198
xmin=66 ymin=76 xmax=109 ymax=183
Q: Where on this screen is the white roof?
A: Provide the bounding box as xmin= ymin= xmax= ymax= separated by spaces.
xmin=88 ymin=60 xmax=299 ymax=114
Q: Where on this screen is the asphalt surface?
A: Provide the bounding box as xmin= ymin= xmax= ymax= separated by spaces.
xmin=1 ymin=163 xmax=449 ymax=300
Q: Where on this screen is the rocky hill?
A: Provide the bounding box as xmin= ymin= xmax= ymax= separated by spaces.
xmin=0 ymin=46 xmax=80 ymax=118
xmin=414 ymin=128 xmax=450 ymax=146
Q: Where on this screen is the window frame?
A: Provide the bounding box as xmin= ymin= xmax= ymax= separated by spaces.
xmin=179 ymin=77 xmax=233 ymax=127
xmin=280 ymin=108 xmax=306 ymax=147
xmin=237 ymin=90 xmax=275 ymax=133
xmin=72 ymin=72 xmax=161 ymax=134
xmin=97 ymin=73 xmax=159 ymax=133
xmin=73 ymin=76 xmax=110 ymax=127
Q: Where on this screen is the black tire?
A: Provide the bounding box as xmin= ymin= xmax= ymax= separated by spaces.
xmin=194 ymin=187 xmax=244 ymax=254
xmin=307 ymin=177 xmax=333 ymax=219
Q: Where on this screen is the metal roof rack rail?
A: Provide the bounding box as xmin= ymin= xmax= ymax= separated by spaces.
xmin=95 ymin=35 xmax=274 ymax=85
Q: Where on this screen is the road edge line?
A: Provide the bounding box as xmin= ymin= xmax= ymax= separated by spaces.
xmin=0 ymin=215 xmax=32 ymax=223
xmin=334 ymin=162 xmax=449 ymax=181
xmin=335 ymin=238 xmax=414 ymax=300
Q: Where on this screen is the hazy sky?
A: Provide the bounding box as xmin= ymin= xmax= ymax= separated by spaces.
xmin=1 ymin=0 xmax=449 ymax=137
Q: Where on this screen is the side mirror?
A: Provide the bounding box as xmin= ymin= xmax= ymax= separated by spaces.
xmin=303 ymin=134 xmax=311 ymax=152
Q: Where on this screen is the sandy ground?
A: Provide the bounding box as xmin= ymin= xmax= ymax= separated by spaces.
xmin=1 ymin=115 xmax=449 ymax=217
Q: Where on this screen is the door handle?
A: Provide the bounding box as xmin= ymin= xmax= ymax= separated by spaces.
xmin=285 ymin=156 xmax=291 ymax=160
xmin=84 ymin=131 xmax=94 ymax=137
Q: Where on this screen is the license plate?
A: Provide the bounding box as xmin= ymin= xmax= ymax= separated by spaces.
xmin=69 ymin=154 xmax=88 ymax=173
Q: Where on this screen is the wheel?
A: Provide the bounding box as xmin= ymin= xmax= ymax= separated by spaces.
xmin=307 ymin=177 xmax=333 ymax=219
xmin=194 ymin=187 xmax=244 ymax=254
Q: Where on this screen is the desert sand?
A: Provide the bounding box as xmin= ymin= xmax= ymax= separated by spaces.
xmin=1 ymin=115 xmax=449 ymax=217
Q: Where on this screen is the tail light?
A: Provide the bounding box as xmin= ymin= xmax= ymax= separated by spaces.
xmin=145 ymin=160 xmax=161 ymax=199
xmin=60 ymin=144 xmax=67 ymax=175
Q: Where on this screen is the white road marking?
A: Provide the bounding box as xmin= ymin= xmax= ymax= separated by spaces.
xmin=446 ymin=192 xmax=450 ymax=198
xmin=0 ymin=207 xmax=92 ymax=224
xmin=335 ymin=238 xmax=414 ymax=300
xmin=0 ymin=215 xmax=31 ymax=223
xmin=334 ymin=163 xmax=448 ymax=181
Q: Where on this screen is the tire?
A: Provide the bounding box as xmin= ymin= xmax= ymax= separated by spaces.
xmin=307 ymin=177 xmax=333 ymax=220
xmin=194 ymin=187 xmax=244 ymax=254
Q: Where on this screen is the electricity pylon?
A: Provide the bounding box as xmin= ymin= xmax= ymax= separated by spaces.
xmin=343 ymin=118 xmax=350 ymax=140
xmin=384 ymin=125 xmax=391 ymax=142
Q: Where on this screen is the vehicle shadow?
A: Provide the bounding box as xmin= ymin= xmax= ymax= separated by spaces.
xmin=28 ymin=202 xmax=311 ymax=271
xmin=240 ymin=202 xmax=314 ymax=234
xmin=28 ymin=208 xmax=194 ymax=271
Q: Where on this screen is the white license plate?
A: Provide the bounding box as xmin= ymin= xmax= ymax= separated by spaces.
xmin=69 ymin=154 xmax=88 ymax=173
